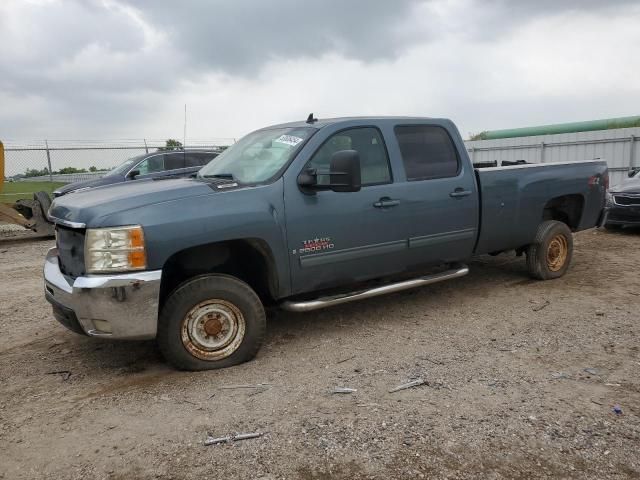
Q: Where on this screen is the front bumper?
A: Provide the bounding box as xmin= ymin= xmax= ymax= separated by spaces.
xmin=604 ymin=205 xmax=640 ymax=226
xmin=44 ymin=247 xmax=162 ymax=339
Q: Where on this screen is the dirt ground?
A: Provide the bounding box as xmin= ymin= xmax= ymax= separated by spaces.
xmin=0 ymin=228 xmax=639 ymax=479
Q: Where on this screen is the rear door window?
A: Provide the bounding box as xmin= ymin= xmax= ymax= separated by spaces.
xmin=164 ymin=153 xmax=185 ymax=170
xmin=394 ymin=125 xmax=460 ymax=181
xmin=186 ymin=153 xmax=214 ymax=167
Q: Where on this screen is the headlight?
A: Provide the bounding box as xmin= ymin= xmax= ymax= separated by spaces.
xmin=606 ymin=192 xmax=614 ymax=205
xmin=85 ymin=225 xmax=146 ymax=273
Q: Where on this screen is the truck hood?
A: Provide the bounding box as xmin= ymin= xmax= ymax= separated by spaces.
xmin=53 ymin=175 xmax=120 ymax=196
xmin=610 ymin=177 xmax=640 ymax=194
xmin=48 ymin=177 xmax=215 ymax=227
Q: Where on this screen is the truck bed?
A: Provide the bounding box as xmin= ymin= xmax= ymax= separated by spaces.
xmin=473 ymin=160 xmax=608 ymax=255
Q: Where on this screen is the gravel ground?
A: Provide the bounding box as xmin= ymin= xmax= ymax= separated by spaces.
xmin=0 ymin=228 xmax=639 ymax=479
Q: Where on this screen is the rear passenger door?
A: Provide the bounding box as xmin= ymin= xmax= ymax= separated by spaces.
xmin=393 ymin=124 xmax=479 ymax=266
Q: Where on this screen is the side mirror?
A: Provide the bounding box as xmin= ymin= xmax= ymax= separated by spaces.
xmin=297 ymin=150 xmax=361 ymax=193
xmin=127 ymin=169 xmax=140 ymax=180
xmin=628 ymin=168 xmax=638 ymax=178
xmin=329 ymin=150 xmax=361 ymax=192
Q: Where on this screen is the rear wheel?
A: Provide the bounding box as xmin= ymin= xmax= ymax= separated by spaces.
xmin=526 ymin=220 xmax=573 ymax=280
xmin=157 ymin=274 xmax=266 ymax=371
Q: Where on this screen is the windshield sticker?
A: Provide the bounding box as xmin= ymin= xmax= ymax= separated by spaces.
xmin=274 ymin=134 xmax=304 ymax=147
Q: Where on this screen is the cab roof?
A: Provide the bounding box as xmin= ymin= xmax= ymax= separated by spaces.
xmin=264 ymin=115 xmax=438 ymax=130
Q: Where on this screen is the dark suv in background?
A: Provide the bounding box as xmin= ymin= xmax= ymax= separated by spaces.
xmin=52 ymin=149 xmax=220 ymax=197
xmin=605 ymin=168 xmax=640 ymax=229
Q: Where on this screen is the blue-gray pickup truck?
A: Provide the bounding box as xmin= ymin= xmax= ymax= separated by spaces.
xmin=45 ymin=116 xmax=608 ymax=370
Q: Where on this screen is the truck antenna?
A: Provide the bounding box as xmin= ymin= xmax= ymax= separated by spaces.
xmin=306 ymin=113 xmax=318 ymax=124
xmin=183 ymin=104 xmax=187 ymax=149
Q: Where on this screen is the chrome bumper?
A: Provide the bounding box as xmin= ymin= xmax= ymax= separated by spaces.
xmin=43 ymin=247 xmax=161 ymax=340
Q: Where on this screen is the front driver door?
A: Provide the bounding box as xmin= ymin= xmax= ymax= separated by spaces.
xmin=284 ymin=126 xmax=408 ymax=295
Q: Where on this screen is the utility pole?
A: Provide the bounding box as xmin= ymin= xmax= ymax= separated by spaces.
xmin=45 ymin=140 xmax=53 ymax=182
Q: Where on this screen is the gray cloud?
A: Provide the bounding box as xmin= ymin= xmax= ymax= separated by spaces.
xmin=0 ymin=0 xmax=638 ymax=141
xmin=125 ymin=0 xmax=425 ymax=74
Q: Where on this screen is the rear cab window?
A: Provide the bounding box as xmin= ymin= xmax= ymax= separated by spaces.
xmin=394 ymin=125 xmax=460 ymax=181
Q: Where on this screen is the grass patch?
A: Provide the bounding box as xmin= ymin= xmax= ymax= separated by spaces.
xmin=1 ymin=181 xmax=66 ymax=201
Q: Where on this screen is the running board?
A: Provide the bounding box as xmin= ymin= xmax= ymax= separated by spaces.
xmin=281 ymin=263 xmax=469 ymax=312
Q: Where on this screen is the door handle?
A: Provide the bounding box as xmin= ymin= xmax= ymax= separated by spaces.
xmin=373 ymin=197 xmax=400 ymax=208
xmin=449 ymin=189 xmax=472 ymax=198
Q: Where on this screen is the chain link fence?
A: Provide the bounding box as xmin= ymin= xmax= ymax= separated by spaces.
xmin=1 ymin=138 xmax=234 ymax=202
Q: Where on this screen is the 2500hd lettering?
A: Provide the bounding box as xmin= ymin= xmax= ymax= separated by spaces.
xmin=45 ymin=116 xmax=607 ymax=370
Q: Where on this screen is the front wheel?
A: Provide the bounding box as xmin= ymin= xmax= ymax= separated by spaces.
xmin=157 ymin=275 xmax=266 ymax=371
xmin=526 ymin=220 xmax=573 ymax=280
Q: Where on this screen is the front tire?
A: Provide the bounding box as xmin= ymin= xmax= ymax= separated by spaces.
xmin=526 ymin=220 xmax=573 ymax=280
xmin=157 ymin=275 xmax=266 ymax=371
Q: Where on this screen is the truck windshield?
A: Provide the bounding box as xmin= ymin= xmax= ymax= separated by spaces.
xmin=104 ymin=156 xmax=143 ymax=177
xmin=198 ymin=127 xmax=315 ymax=184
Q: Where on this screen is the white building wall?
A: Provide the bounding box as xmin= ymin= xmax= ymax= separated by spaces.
xmin=464 ymin=127 xmax=640 ymax=186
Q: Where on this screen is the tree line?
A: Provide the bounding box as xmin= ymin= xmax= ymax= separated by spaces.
xmin=23 ymin=166 xmax=110 ymax=177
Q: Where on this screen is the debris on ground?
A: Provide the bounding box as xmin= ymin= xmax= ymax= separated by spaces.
xmin=330 ymin=387 xmax=357 ymax=394
xmin=389 ymin=379 xmax=427 ymax=393
xmin=336 ymin=355 xmax=356 ymax=364
xmin=532 ymin=300 xmax=550 ymax=312
xmin=247 ymin=385 xmax=270 ymax=397
xmin=583 ymin=368 xmax=598 ymax=375
xmin=204 ymin=432 xmax=264 ymax=446
xmin=551 ymin=372 xmax=570 ymax=379
xmin=613 ymin=405 xmax=623 ymax=415
xmin=418 ymin=355 xmax=444 ymax=365
xmin=46 ymin=370 xmax=71 ymax=381
xmin=219 ymin=384 xmax=271 ymax=390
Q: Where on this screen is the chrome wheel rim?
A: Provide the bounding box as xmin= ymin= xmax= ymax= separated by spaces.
xmin=181 ymin=299 xmax=245 ymax=361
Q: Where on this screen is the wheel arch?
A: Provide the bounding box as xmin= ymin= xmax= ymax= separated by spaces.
xmin=159 ymin=238 xmax=279 ymax=310
xmin=542 ymin=194 xmax=585 ymax=231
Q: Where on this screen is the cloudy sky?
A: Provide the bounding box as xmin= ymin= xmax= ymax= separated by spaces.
xmin=1 ymin=0 xmax=639 ymax=142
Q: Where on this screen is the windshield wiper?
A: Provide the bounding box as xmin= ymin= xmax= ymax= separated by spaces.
xmin=202 ymin=173 xmax=235 ymax=180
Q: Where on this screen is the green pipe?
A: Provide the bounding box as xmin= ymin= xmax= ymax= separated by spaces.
xmin=476 ymin=115 xmax=640 ymax=140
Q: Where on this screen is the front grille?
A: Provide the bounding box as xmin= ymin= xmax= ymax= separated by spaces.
xmin=608 ymin=211 xmax=640 ymax=223
xmin=614 ymin=195 xmax=640 ymax=206
xmin=56 ymin=226 xmax=86 ymax=277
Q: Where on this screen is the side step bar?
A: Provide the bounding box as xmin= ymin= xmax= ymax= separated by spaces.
xmin=281 ymin=263 xmax=469 ymax=312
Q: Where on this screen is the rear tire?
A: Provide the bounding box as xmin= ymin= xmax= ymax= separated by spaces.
xmin=526 ymin=220 xmax=573 ymax=280
xmin=157 ymin=274 xmax=266 ymax=371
